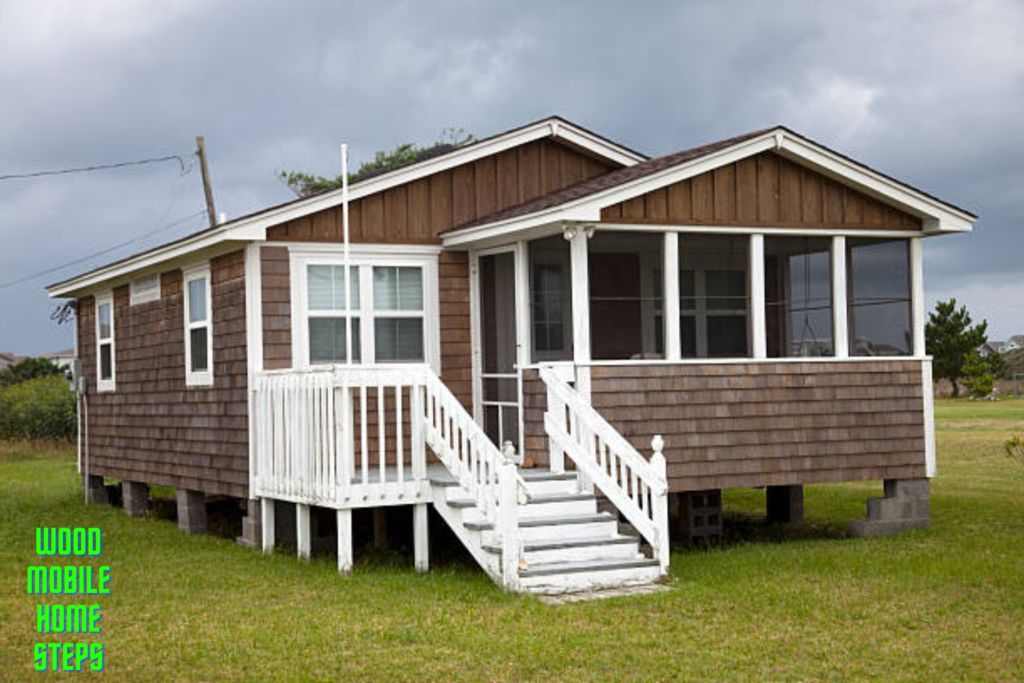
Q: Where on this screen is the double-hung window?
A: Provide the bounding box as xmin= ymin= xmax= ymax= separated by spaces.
xmin=95 ymin=292 xmax=115 ymax=392
xmin=184 ymin=265 xmax=214 ymax=386
xmin=295 ymin=250 xmax=437 ymax=368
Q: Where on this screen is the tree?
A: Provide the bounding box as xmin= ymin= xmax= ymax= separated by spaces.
xmin=0 ymin=357 xmax=63 ymax=388
xmin=925 ymin=299 xmax=989 ymax=398
xmin=961 ymin=350 xmax=994 ymax=398
xmin=278 ymin=127 xmax=475 ymax=198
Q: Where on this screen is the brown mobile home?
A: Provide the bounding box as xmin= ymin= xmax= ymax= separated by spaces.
xmin=49 ymin=117 xmax=975 ymax=594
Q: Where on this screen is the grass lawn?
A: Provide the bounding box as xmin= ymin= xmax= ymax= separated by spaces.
xmin=1 ymin=400 xmax=1022 ymax=681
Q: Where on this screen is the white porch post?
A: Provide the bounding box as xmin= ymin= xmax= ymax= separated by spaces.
xmin=750 ymin=234 xmax=766 ymax=359
xmin=261 ymin=498 xmax=275 ymax=554
xmin=296 ymin=503 xmax=311 ymax=562
xmin=337 ymin=508 xmax=353 ymax=575
xmin=832 ymin=236 xmax=849 ymax=358
xmin=664 ymin=232 xmax=681 ymax=360
xmin=413 ymin=503 xmax=429 ymax=572
xmin=910 ymin=237 xmax=926 ymax=357
xmin=567 ymin=225 xmax=592 ymax=400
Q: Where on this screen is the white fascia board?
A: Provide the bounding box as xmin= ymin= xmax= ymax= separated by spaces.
xmin=776 ymin=135 xmax=976 ymax=233
xmin=48 ymin=118 xmax=643 ymax=298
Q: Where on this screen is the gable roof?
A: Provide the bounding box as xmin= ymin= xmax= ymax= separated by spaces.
xmin=47 ymin=116 xmax=646 ymax=298
xmin=441 ymin=126 xmax=977 ymax=247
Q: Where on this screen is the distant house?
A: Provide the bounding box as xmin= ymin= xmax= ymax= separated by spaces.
xmin=41 ymin=348 xmax=75 ymax=369
xmin=47 ymin=117 xmax=976 ymax=594
xmin=1005 ymin=335 xmax=1024 ymax=352
xmin=979 ymin=341 xmax=1006 ymax=357
xmin=0 ymin=352 xmax=21 ymax=372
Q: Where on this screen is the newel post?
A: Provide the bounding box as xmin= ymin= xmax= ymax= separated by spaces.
xmin=651 ymin=435 xmax=670 ymax=576
xmin=499 ymin=450 xmax=521 ymax=592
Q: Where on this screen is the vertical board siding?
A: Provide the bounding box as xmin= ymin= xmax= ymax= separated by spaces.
xmin=266 ymin=138 xmax=617 ymax=243
xmin=78 ymin=250 xmax=249 ymax=498
xmin=599 ymin=151 xmax=923 ymax=230
xmin=523 ymin=361 xmax=926 ymax=491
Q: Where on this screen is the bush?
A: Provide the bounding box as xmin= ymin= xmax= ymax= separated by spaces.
xmin=1007 ymin=435 xmax=1024 ymax=466
xmin=0 ymin=375 xmax=77 ymax=441
xmin=961 ymin=350 xmax=995 ymax=399
xmin=0 ymin=357 xmax=63 ymax=388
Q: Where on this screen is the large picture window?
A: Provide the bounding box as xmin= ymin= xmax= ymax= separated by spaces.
xmin=296 ymin=251 xmax=437 ymax=367
xmin=847 ymin=238 xmax=912 ymax=356
xmin=184 ymin=265 xmax=214 ymax=386
xmin=95 ymin=292 xmax=115 ymax=392
xmin=528 ymin=235 xmax=573 ymax=362
xmin=765 ymin=237 xmax=833 ymax=357
xmin=678 ymin=234 xmax=749 ymax=358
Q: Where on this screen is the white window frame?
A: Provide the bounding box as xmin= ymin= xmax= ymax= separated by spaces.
xmin=94 ymin=291 xmax=116 ymax=392
xmin=289 ymin=246 xmax=441 ymax=371
xmin=183 ymin=263 xmax=214 ymax=387
xmin=129 ymin=273 xmax=161 ymax=306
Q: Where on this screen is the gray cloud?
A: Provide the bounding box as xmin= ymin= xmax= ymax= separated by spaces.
xmin=1 ymin=0 xmax=1021 ymax=354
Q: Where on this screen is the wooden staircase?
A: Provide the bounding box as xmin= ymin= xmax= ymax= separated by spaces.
xmin=430 ymin=468 xmax=662 ymax=594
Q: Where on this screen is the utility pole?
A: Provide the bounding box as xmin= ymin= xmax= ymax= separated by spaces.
xmin=195 ymin=135 xmax=218 ymax=228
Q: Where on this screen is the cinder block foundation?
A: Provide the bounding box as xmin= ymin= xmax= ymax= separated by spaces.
xmin=238 ymin=499 xmax=262 ymax=548
xmin=122 ymin=481 xmax=150 ymax=518
xmin=672 ymin=490 xmax=722 ymax=540
xmin=766 ymin=485 xmax=804 ymax=524
xmin=851 ymin=478 xmax=930 ymax=538
xmin=176 ymin=489 xmax=207 ymax=534
xmin=84 ymin=475 xmax=109 ymax=505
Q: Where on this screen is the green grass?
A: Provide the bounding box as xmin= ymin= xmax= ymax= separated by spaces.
xmin=2 ymin=403 xmax=1023 ymax=682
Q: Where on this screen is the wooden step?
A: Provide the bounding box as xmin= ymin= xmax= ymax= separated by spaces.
xmin=519 ymin=556 xmax=660 ymax=578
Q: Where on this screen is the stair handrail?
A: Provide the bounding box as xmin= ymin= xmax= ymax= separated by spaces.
xmin=421 ymin=371 xmax=526 ymax=590
xmin=539 ymin=365 xmax=670 ymax=575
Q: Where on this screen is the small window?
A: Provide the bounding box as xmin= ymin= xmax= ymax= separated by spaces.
xmin=130 ymin=273 xmax=161 ymax=306
xmin=307 ymin=264 xmax=361 ymax=364
xmin=372 ymin=266 xmax=425 ymax=363
xmin=95 ymin=292 xmax=115 ymax=392
xmin=184 ymin=266 xmax=214 ymax=386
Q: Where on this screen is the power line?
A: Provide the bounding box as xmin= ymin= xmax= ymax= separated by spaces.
xmin=0 ymin=209 xmax=207 ymax=291
xmin=0 ymin=153 xmax=194 ymax=182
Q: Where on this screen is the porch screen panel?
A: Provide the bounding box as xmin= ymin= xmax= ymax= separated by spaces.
xmin=847 ymin=238 xmax=912 ymax=356
xmin=588 ymin=231 xmax=664 ymax=360
xmin=307 ymin=264 xmax=361 ymax=363
xmin=528 ymin=235 xmax=573 ymax=362
xmin=765 ymin=236 xmax=833 ymax=357
xmin=678 ymin=234 xmax=750 ymax=358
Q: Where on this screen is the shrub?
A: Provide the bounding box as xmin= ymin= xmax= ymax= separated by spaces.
xmin=0 ymin=375 xmax=77 ymax=441
xmin=961 ymin=350 xmax=995 ymax=399
xmin=0 ymin=357 xmax=63 ymax=388
xmin=1006 ymin=435 xmax=1024 ymax=466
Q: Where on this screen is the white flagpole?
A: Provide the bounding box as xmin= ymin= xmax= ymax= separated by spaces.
xmin=342 ymin=144 xmax=352 ymax=366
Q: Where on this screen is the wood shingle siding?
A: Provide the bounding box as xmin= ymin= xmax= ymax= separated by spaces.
xmin=438 ymin=251 xmax=472 ymax=410
xmin=600 ymin=151 xmax=923 ymax=230
xmin=266 ymin=139 xmax=616 ymax=243
xmin=260 ymin=246 xmax=292 ymax=370
xmin=78 ymin=250 xmax=249 ymax=498
xmin=524 ymin=361 xmax=926 ymax=490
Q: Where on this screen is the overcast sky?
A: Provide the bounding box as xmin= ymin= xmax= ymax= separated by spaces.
xmin=1 ymin=0 xmax=1021 ymax=355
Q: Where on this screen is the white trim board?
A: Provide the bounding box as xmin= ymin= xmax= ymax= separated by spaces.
xmin=442 ymin=128 xmax=976 ymax=248
xmin=47 ymin=118 xmax=643 ymax=299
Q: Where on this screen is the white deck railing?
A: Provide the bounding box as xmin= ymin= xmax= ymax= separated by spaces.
xmin=252 ymin=364 xmax=525 ymax=589
xmin=539 ymin=366 xmax=670 ymax=574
